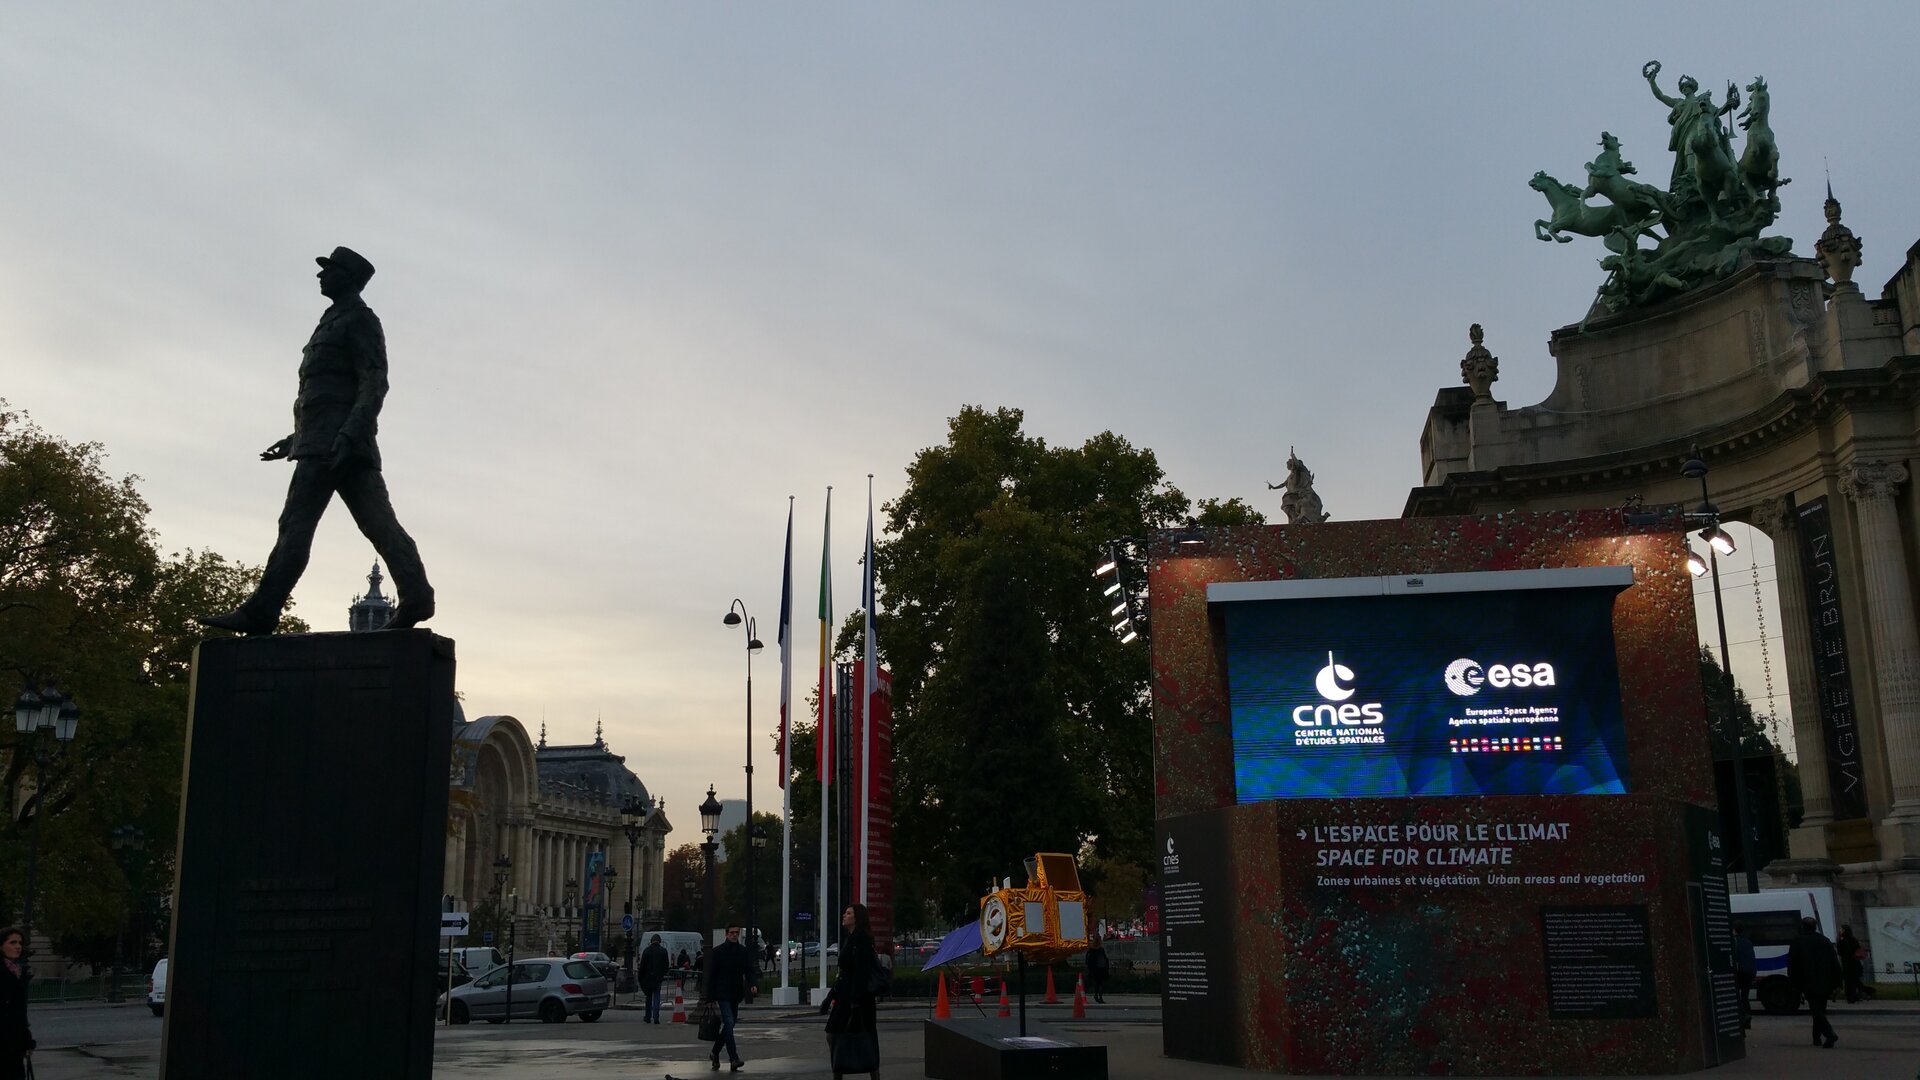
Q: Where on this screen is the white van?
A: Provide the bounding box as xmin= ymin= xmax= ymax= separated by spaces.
xmin=148 ymin=957 xmax=169 ymax=1016
xmin=640 ymin=931 xmax=705 ymax=975
xmin=1730 ymin=886 xmax=1838 ymax=1014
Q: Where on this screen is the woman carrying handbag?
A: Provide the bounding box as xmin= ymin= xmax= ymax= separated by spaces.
xmin=1 ymin=928 xmax=35 ymax=1080
xmin=820 ymin=904 xmax=882 ymax=1079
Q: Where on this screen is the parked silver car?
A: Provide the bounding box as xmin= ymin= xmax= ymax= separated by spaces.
xmin=439 ymin=958 xmax=610 ymax=1024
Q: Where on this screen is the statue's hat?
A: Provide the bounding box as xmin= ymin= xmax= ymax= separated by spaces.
xmin=316 ymin=246 xmax=375 ymax=283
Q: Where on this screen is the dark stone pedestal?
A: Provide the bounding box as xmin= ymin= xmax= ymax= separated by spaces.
xmin=161 ymin=631 xmax=454 ymax=1080
xmin=923 ymin=1018 xmax=1109 ymax=1080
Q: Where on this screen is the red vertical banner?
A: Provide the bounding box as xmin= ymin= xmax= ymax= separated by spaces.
xmin=852 ymin=660 xmax=895 ymax=951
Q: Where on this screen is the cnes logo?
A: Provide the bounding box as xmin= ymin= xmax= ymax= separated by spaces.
xmin=1294 ymin=651 xmax=1384 ymax=727
xmin=1161 ymin=836 xmax=1181 ymax=875
xmin=1443 ymin=657 xmax=1557 ymax=697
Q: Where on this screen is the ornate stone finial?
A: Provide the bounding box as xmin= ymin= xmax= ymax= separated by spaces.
xmin=1461 ymin=323 xmax=1500 ymax=401
xmin=537 ymin=718 xmax=547 ymax=749
xmin=1844 ymin=459 xmax=1907 ymax=503
xmin=1815 ymin=179 xmax=1862 ymax=286
xmin=594 ymin=717 xmax=605 ymax=748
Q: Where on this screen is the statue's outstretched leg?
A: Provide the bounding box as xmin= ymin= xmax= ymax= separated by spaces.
xmin=199 ymin=460 xmax=336 ymax=634
xmin=338 ymin=465 xmax=434 ymax=629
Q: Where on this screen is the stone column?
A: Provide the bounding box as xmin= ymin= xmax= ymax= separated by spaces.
xmin=1845 ymin=461 xmax=1920 ymax=850
xmin=1751 ymin=498 xmax=1836 ymax=856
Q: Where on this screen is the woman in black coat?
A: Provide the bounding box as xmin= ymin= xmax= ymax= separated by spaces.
xmin=0 ymin=927 xmax=34 ymax=1080
xmin=821 ymin=903 xmax=881 ymax=1079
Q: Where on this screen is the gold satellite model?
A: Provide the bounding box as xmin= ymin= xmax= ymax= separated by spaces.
xmin=977 ymin=852 xmax=1091 ymax=963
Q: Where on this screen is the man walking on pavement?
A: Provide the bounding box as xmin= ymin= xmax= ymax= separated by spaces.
xmin=639 ymin=934 xmax=670 ymax=1024
xmin=1787 ymin=916 xmax=1841 ymax=1048
xmin=200 ymin=246 xmax=433 ymax=634
xmin=705 ymin=924 xmax=759 ymax=1071
xmin=1732 ymin=923 xmax=1756 ymax=1030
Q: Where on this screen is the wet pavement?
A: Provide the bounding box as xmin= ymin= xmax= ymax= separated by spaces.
xmin=21 ymin=994 xmax=1920 ymax=1078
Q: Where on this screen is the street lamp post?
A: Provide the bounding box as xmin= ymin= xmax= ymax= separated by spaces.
xmin=621 ymin=798 xmax=646 ymax=991
xmin=604 ymin=862 xmax=619 ymax=984
xmin=723 ymin=601 xmax=765 ymax=954
xmin=699 ymin=785 xmax=723 ymax=980
xmin=1682 ymin=452 xmax=1761 ymax=894
xmin=490 ymin=853 xmax=513 ymax=1022
xmin=108 ymin=825 xmax=145 ymax=1003
xmin=13 ymin=687 xmax=81 ymax=979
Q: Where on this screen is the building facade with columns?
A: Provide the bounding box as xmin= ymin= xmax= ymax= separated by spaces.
xmin=444 ymin=716 xmax=672 ymax=950
xmin=1407 ymin=215 xmax=1920 ymax=917
xmin=342 ymin=565 xmax=674 ymax=948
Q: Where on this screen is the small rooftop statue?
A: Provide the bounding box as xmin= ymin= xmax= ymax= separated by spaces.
xmin=200 ymin=247 xmax=434 ymax=635
xmin=1461 ymin=323 xmax=1499 ymax=401
xmin=1267 ymin=447 xmax=1330 ymax=524
xmin=1530 ymin=63 xmax=1793 ymax=316
xmin=1815 ymin=181 xmax=1862 ymax=286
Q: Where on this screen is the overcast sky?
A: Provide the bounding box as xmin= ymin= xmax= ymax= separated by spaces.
xmin=6 ymin=3 xmax=1914 ymax=835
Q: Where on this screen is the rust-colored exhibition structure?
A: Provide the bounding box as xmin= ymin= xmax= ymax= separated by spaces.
xmin=1151 ymin=512 xmax=1742 ymax=1074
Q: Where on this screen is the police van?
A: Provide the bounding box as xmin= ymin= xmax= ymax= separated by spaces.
xmin=1729 ymin=886 xmax=1838 ymax=1013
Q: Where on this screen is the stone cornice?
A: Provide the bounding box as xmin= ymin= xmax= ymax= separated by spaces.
xmin=1406 ymin=355 xmax=1920 ymax=517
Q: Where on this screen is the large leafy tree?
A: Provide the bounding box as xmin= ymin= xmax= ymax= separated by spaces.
xmin=1 ymin=403 xmax=300 ymax=961
xmin=876 ymin=406 xmax=1260 ymax=921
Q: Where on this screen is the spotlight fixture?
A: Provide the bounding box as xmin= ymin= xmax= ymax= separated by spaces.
xmin=1701 ymin=526 xmax=1736 ymax=556
xmin=1112 ymin=620 xmax=1131 ymax=634
xmin=1119 ymin=629 xmax=1138 ymax=644
xmin=1111 ymin=602 xmax=1128 ymax=617
xmin=1094 ymin=560 xmax=1117 ymax=577
xmin=1686 ymin=548 xmax=1708 ymax=578
xmin=1103 ymin=581 xmax=1121 ymax=597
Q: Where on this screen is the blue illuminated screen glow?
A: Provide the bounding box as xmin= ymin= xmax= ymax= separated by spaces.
xmin=1222 ymin=573 xmax=1630 ymax=800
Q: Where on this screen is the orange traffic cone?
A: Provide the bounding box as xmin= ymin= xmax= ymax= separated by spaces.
xmin=1072 ymin=973 xmax=1087 ymax=1019
xmin=1044 ymin=966 xmax=1059 ymax=1004
xmin=934 ymin=972 xmax=952 ymax=1019
xmin=670 ymin=984 xmax=687 ymax=1024
xmin=997 ymin=978 xmax=1011 ymax=1018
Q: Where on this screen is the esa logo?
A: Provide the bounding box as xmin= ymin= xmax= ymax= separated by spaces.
xmin=1294 ymin=651 xmax=1385 ymax=727
xmin=1443 ymin=657 xmax=1558 ymax=697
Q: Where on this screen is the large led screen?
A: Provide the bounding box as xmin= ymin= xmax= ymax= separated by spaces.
xmin=1216 ymin=567 xmax=1631 ymax=800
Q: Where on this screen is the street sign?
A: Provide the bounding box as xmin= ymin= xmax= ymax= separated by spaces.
xmin=621 ymin=914 xmax=635 ymax=933
xmin=439 ymin=911 xmax=471 ymax=938
xmin=482 ymin=930 xmax=494 ymax=944
xmin=796 ymin=912 xmax=812 ymax=922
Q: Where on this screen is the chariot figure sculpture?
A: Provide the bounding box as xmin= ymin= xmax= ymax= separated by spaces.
xmin=200 ymin=247 xmax=435 ymax=635
xmin=1529 ymin=63 xmax=1792 ymax=316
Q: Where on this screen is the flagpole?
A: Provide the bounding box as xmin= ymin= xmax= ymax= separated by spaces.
xmin=861 ymin=475 xmax=876 ymax=907
xmin=778 ymin=497 xmax=794 ymax=1001
xmin=818 ymin=486 xmax=832 ymax=997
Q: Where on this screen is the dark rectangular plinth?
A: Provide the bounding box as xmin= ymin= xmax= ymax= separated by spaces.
xmin=924 ymin=1018 xmax=1109 ymax=1080
xmin=162 ymin=631 xmax=455 ymax=1080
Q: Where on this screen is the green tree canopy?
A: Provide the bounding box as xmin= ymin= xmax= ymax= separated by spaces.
xmin=1 ymin=402 xmax=300 ymax=957
xmin=876 ymin=405 xmax=1261 ymax=921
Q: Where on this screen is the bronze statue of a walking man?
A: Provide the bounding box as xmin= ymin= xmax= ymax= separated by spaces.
xmin=201 ymin=247 xmax=434 ymax=634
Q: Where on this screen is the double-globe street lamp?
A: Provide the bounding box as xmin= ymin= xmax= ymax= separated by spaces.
xmin=108 ymin=825 xmax=145 ymax=1003
xmin=13 ymin=687 xmax=81 ymax=978
xmin=620 ymin=797 xmax=649 ymax=991
xmin=490 ymin=852 xmax=515 ymax=1022
xmin=698 ymin=785 xmax=723 ymax=971
xmin=1680 ymin=451 xmax=1760 ymax=894
xmin=722 ymin=601 xmax=764 ymax=954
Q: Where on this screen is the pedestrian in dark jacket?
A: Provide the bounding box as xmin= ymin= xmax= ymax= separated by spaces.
xmin=1732 ymin=924 xmax=1757 ymax=1030
xmin=705 ymin=925 xmax=759 ymax=1072
xmin=821 ymin=903 xmax=881 ymax=1079
xmin=1787 ymin=917 xmax=1840 ymax=1048
xmin=1085 ymin=932 xmax=1111 ymax=1004
xmin=0 ymin=927 xmax=34 ymax=1080
xmin=1836 ymin=925 xmax=1867 ymax=1003
xmin=638 ymin=935 xmax=670 ymax=1024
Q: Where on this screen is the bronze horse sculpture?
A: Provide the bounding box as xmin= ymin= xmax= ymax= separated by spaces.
xmin=1532 ymin=171 xmax=1637 ymax=250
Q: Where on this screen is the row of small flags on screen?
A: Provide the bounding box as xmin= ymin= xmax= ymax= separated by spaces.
xmin=1448 ymin=736 xmax=1563 ymax=753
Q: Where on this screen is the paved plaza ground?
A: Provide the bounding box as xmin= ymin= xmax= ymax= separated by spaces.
xmin=22 ymin=993 xmax=1920 ymax=1079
